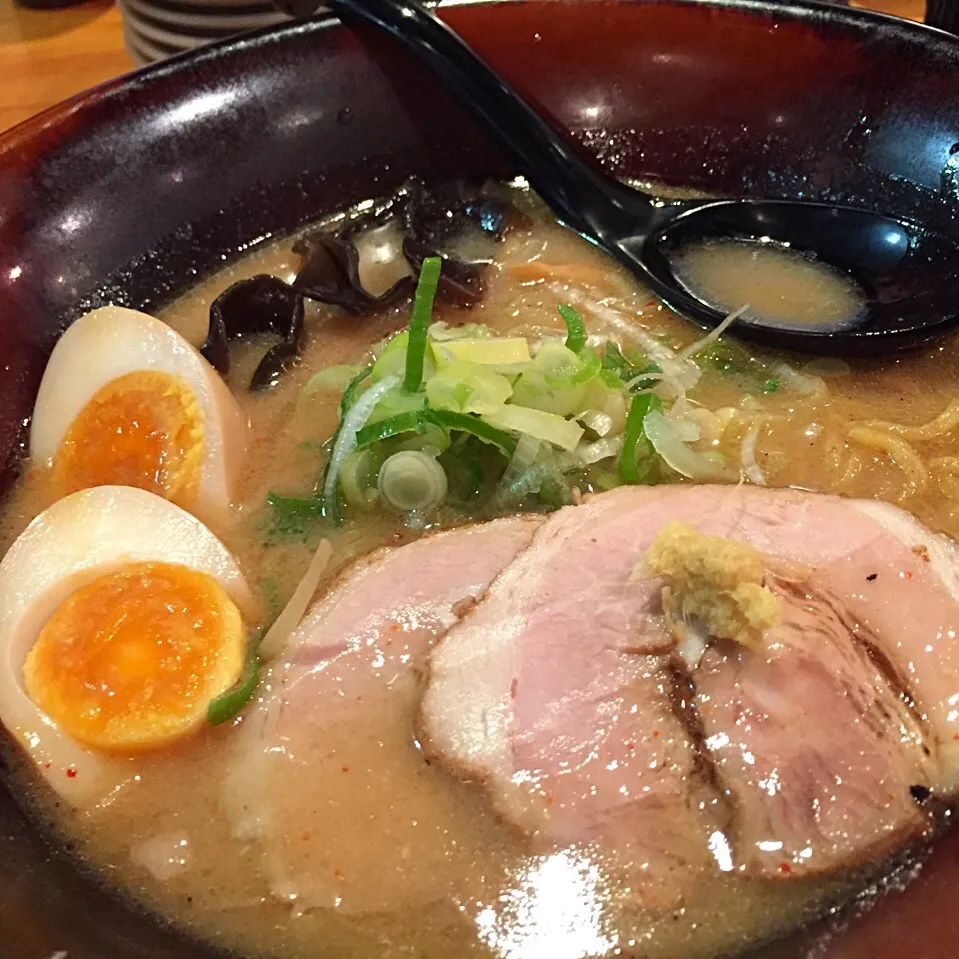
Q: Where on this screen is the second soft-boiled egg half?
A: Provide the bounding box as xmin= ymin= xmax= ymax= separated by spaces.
xmin=30 ymin=306 xmax=248 ymax=519
xmin=0 ymin=486 xmax=258 ymax=806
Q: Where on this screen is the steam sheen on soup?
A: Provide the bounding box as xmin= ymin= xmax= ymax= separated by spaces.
xmin=3 ymin=183 xmax=959 ymax=959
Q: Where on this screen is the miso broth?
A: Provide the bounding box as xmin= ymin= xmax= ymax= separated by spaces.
xmin=3 ymin=183 xmax=959 ymax=959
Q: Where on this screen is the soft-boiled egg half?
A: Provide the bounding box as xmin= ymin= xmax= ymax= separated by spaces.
xmin=0 ymin=486 xmax=257 ymax=806
xmin=30 ymin=306 xmax=248 ymax=520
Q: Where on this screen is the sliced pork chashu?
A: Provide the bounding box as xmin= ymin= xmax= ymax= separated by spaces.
xmin=224 ymin=516 xmax=541 ymax=915
xmin=422 ymin=487 xmax=721 ymax=907
xmin=422 ymin=485 xmax=959 ymax=883
xmin=695 ymin=578 xmax=932 ymax=878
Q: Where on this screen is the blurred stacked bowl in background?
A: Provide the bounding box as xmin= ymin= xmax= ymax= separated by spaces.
xmin=118 ymin=0 xmax=296 ymax=64
xmin=109 ymin=0 xmax=948 ymax=68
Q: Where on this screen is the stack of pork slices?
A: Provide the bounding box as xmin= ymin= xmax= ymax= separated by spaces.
xmin=227 ymin=483 xmax=959 ymax=912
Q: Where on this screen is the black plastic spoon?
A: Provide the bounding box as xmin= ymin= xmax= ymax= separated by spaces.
xmin=321 ymin=0 xmax=959 ymax=355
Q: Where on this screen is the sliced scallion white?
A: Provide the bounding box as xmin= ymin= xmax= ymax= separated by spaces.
xmin=572 ymin=434 xmax=624 ymax=466
xmin=576 ymin=408 xmax=614 ymax=437
xmin=378 ymin=450 xmax=448 ymax=512
xmin=670 ymin=417 xmax=702 ymax=443
xmin=643 ymin=409 xmax=723 ymax=480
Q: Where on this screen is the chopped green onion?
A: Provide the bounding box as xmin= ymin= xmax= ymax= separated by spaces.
xmin=339 ymin=366 xmax=374 ymax=416
xmin=537 ymin=476 xmax=571 ymax=509
xmin=355 ymin=407 xmax=515 ymax=456
xmin=511 ymin=372 xmax=587 ymax=417
xmin=695 ymin=342 xmax=748 ymax=375
xmin=439 ymin=449 xmax=484 ymax=503
xmin=577 ymin=408 xmax=614 ymax=437
xmin=602 ymin=341 xmax=630 ymax=374
xmin=695 ymin=341 xmax=786 ymax=396
xmin=531 ymin=341 xmax=590 ymax=389
xmin=643 ymin=409 xmax=724 ymax=480
xmin=508 ymin=433 xmax=543 ymax=474
xmin=484 ymin=404 xmax=584 ymax=452
xmin=508 ymin=342 xmax=598 ymax=415
xmin=492 ymin=462 xmax=551 ymax=508
xmin=322 ymin=374 xmax=400 ymax=525
xmin=318 ymin=366 xmax=373 ymax=525
xmin=208 ymin=631 xmax=262 ymax=726
xmin=439 ymin=337 xmax=531 ymax=367
xmin=339 ymin=449 xmax=380 ymax=509
xmin=426 ymin=361 xmax=513 ymax=415
xmin=427 ymin=409 xmax=517 ymax=456
xmin=365 ymin=385 xmax=426 ymax=429
xmin=404 ymin=257 xmax=443 ymax=393
xmin=356 ymin=409 xmax=436 ymax=447
xmin=602 ymin=342 xmax=660 ymax=387
xmin=578 ymin=380 xmax=627 ymax=437
xmin=558 ymin=304 xmax=587 ymax=353
xmin=261 ymin=578 xmax=283 ymax=619
xmin=544 ymin=347 xmax=600 ymax=388
xmin=618 ymin=393 xmax=662 ymax=484
xmin=378 ymin=450 xmax=448 ymax=512
xmin=393 ymin=423 xmax=452 ymax=454
xmin=573 ymin=434 xmax=624 ymax=466
xmin=372 ymin=334 xmax=411 ymax=382
xmin=265 ymin=492 xmax=324 ymax=541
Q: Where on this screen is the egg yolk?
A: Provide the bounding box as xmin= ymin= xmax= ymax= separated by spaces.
xmin=23 ymin=562 xmax=245 ymax=753
xmin=51 ymin=371 xmax=204 ymax=507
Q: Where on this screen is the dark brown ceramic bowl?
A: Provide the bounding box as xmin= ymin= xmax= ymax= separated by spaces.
xmin=3 ymin=1 xmax=959 ymax=955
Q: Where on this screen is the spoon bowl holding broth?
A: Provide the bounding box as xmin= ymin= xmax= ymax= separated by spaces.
xmin=671 ymin=239 xmax=867 ymax=333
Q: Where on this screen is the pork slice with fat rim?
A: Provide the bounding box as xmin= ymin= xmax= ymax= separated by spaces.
xmin=668 ymin=486 xmax=948 ymax=877
xmin=693 ymin=576 xmax=933 ymax=879
xmin=422 ymin=485 xmax=955 ymax=888
xmin=421 ymin=486 xmax=721 ymax=909
xmin=223 ymin=516 xmax=542 ymax=915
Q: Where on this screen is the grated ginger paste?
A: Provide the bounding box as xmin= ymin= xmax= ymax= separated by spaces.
xmin=643 ymin=522 xmax=781 ymax=652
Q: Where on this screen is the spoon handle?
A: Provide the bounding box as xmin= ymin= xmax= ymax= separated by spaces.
xmin=328 ymin=0 xmax=654 ymax=243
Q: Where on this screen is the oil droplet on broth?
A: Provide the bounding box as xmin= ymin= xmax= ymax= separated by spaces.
xmin=671 ymin=239 xmax=866 ymax=332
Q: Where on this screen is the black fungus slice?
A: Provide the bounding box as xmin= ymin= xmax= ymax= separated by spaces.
xmin=202 ymin=275 xmax=305 ymax=392
xmin=203 ymin=180 xmax=528 ymax=392
xmin=402 ymin=178 xmax=522 ymax=305
xmin=292 ymin=198 xmax=414 ymax=313
xmin=293 ymin=178 xmax=529 ymax=312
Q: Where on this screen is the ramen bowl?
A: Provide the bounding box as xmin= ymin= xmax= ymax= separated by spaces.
xmin=2 ymin=2 xmax=959 ymax=957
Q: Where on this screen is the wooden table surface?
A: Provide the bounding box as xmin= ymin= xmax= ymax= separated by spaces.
xmin=0 ymin=0 xmax=930 ymax=135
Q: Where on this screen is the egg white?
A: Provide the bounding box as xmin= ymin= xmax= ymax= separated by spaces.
xmin=30 ymin=306 xmax=249 ymax=520
xmin=0 ymin=486 xmax=256 ymax=807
